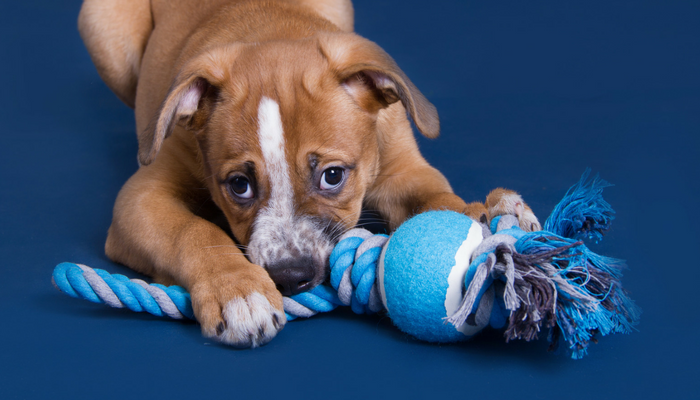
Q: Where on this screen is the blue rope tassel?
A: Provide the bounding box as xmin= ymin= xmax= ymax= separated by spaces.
xmin=514 ymin=232 xmax=640 ymax=358
xmin=446 ymin=170 xmax=640 ymax=358
xmin=543 ymin=168 xmax=615 ymax=243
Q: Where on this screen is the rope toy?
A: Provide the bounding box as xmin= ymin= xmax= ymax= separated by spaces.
xmin=51 ymin=263 xmax=344 ymax=322
xmin=52 ymin=170 xmax=640 ymax=358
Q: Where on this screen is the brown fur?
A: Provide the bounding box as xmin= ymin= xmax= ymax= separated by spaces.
xmin=79 ymin=0 xmax=539 ymax=347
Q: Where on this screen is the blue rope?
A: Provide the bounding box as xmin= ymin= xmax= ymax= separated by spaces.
xmin=52 ymin=230 xmax=388 ymax=321
xmin=284 ymin=284 xmax=343 ymax=321
xmin=53 ymin=262 xmax=194 ymax=319
xmin=51 ymin=229 xmax=379 ymax=321
xmin=329 ymin=236 xmax=364 ymax=289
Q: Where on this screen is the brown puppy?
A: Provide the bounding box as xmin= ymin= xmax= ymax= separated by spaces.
xmin=78 ymin=0 xmax=540 ymax=347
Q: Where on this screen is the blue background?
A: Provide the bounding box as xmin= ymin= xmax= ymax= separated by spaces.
xmin=1 ymin=0 xmax=698 ymax=398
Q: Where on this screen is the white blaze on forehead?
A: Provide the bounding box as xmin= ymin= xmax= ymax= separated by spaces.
xmin=257 ymin=97 xmax=293 ymax=215
xmin=249 ymin=97 xmax=332 ymax=269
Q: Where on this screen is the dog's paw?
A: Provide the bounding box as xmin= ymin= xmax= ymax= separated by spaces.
xmin=485 ymin=188 xmax=542 ymax=232
xmin=191 ymin=269 xmax=286 ymax=348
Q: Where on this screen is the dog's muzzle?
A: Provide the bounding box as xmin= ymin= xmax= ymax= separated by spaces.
xmin=265 ymin=256 xmax=316 ymax=296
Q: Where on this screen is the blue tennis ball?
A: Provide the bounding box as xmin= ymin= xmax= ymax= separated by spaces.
xmin=378 ymin=211 xmax=485 ymax=342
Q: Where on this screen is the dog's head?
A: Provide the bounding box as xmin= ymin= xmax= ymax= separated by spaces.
xmin=138 ymin=33 xmax=438 ymax=295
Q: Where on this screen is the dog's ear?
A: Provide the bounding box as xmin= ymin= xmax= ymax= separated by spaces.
xmin=138 ymin=75 xmax=214 ymax=165
xmin=138 ymin=47 xmax=240 ymax=166
xmin=319 ymin=33 xmax=439 ymax=138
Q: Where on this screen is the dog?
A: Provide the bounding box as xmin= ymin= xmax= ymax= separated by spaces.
xmin=78 ymin=0 xmax=541 ymax=347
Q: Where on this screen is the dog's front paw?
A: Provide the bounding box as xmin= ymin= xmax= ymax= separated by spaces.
xmin=485 ymin=188 xmax=542 ymax=232
xmin=191 ymin=269 xmax=286 ymax=348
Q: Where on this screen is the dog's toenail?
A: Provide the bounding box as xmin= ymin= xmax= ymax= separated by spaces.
xmin=258 ymin=327 xmax=265 ymax=337
xmin=216 ymin=322 xmax=225 ymax=336
xmin=479 ymin=214 xmax=487 ymax=224
xmin=272 ymin=314 xmax=280 ymax=329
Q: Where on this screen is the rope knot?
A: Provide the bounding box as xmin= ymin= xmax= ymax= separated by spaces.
xmin=329 ymin=228 xmax=388 ymax=314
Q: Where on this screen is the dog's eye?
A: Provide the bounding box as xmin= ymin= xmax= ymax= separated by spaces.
xmin=229 ymin=176 xmax=254 ymax=199
xmin=320 ymin=167 xmax=344 ymax=190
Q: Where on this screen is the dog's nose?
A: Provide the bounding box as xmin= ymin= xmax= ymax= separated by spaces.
xmin=265 ymin=257 xmax=316 ymax=296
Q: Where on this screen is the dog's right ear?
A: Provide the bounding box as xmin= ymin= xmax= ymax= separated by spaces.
xmin=138 ymin=47 xmax=241 ymax=166
xmin=138 ymin=75 xmax=214 ymax=165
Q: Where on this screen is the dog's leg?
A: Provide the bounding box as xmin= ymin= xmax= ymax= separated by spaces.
xmin=105 ymin=155 xmax=285 ymax=348
xmin=367 ymin=166 xmax=541 ymax=233
xmin=365 ymin=159 xmax=487 ymax=229
xmin=365 ymin=109 xmax=539 ymax=231
xmin=78 ymin=0 xmax=153 ymax=108
xmin=484 ymin=188 xmax=541 ymax=232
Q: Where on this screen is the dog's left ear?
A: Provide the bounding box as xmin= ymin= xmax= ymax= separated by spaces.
xmin=319 ymin=33 xmax=440 ymax=138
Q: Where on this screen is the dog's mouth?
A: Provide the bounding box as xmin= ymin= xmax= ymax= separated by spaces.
xmin=257 ymin=212 xmax=388 ymax=296
xmin=247 ymin=215 xmax=337 ymax=296
xmin=246 ymin=209 xmax=390 ymax=296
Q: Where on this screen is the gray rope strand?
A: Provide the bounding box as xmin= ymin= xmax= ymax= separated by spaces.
xmin=132 ymin=279 xmax=186 ymax=319
xmin=446 ymin=253 xmax=495 ymax=326
xmin=282 ymin=297 xmax=318 ymax=318
xmin=52 ymin=262 xmax=193 ymax=319
xmin=332 ymin=228 xmax=388 ymax=313
xmin=79 ymin=265 xmax=187 ymax=319
xmin=76 ymin=264 xmax=124 ymax=309
xmin=336 ymin=228 xmax=374 ymax=305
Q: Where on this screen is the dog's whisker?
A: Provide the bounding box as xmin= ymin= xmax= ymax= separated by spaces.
xmin=329 ymin=213 xmax=373 ymax=242
xmin=332 ymin=212 xmax=357 ymax=228
xmin=331 ymin=228 xmax=359 ymax=243
xmin=326 ymin=211 xmax=356 ymax=230
xmin=327 ymin=212 xmax=363 ymax=238
xmin=323 ymin=216 xmax=334 ymax=231
xmin=323 ymin=211 xmax=365 ymax=243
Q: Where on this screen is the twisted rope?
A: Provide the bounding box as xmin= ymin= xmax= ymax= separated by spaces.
xmin=52 ymin=262 xmax=194 ymax=319
xmin=282 ymin=284 xmax=343 ymax=321
xmin=329 ymin=228 xmax=389 ymax=314
xmin=52 ymin=228 xmax=389 ymax=322
xmin=52 ymin=262 xmax=350 ymax=321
